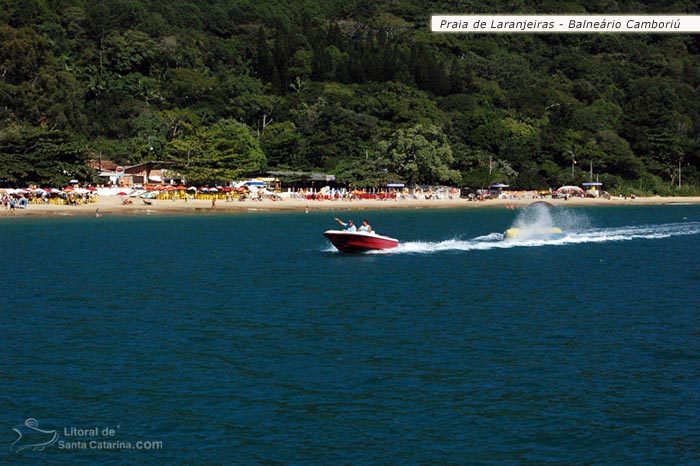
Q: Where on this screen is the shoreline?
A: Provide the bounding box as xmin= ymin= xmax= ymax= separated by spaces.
xmin=3 ymin=195 xmax=700 ymax=218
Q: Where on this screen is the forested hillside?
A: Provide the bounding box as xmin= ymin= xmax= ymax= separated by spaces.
xmin=1 ymin=0 xmax=700 ymax=194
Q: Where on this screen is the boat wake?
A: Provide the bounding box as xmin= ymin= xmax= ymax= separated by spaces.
xmin=388 ymin=221 xmax=700 ymax=254
xmin=324 ymin=204 xmax=700 ymax=255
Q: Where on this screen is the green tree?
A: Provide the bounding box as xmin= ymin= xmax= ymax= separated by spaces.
xmin=0 ymin=24 xmax=49 ymax=85
xmin=378 ymin=124 xmax=459 ymax=186
xmin=292 ymin=97 xmax=378 ymax=170
xmin=103 ymin=29 xmax=158 ymax=74
xmin=334 ymin=155 xmax=398 ymax=189
xmin=355 ymin=81 xmax=444 ymax=125
xmin=260 ymin=121 xmax=302 ymax=168
xmin=166 ymin=119 xmax=265 ymax=184
xmin=0 ymin=127 xmax=92 ymax=186
xmin=585 ymin=130 xmax=643 ymax=179
xmin=164 ymin=68 xmax=217 ymax=107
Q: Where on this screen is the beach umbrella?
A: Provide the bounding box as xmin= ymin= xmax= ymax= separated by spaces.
xmin=117 ymin=191 xmax=128 ymax=196
xmin=187 ymin=186 xmax=197 ymax=191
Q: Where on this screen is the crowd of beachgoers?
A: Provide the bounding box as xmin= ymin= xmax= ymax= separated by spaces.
xmin=2 ymin=183 xmax=699 ymax=218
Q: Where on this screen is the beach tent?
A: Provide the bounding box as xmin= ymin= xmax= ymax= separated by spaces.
xmin=556 ymin=185 xmax=584 ymax=193
xmin=555 ymin=185 xmax=585 ymax=198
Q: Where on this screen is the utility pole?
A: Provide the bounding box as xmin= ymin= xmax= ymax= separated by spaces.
xmin=566 ymin=150 xmax=576 ymax=179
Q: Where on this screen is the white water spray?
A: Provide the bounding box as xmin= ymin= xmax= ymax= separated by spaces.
xmin=380 ymin=221 xmax=700 ymax=255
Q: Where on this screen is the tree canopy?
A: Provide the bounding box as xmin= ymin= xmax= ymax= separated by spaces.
xmin=1 ymin=0 xmax=699 ymax=194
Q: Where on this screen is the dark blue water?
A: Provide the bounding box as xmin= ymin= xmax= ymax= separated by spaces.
xmin=2 ymin=205 xmax=700 ymax=465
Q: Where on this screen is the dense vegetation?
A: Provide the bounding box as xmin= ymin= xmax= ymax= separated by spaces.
xmin=1 ymin=0 xmax=700 ymax=194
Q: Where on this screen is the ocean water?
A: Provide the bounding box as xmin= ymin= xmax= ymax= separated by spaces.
xmin=2 ymin=205 xmax=700 ymax=465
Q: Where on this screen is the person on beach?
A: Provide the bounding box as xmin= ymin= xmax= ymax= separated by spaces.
xmin=358 ymin=219 xmax=373 ymax=233
xmin=334 ymin=218 xmax=356 ymax=232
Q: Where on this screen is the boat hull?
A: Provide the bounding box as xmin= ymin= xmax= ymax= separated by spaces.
xmin=324 ymin=230 xmax=399 ymax=253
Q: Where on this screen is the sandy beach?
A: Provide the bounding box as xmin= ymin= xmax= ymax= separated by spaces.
xmin=3 ymin=194 xmax=700 ymax=218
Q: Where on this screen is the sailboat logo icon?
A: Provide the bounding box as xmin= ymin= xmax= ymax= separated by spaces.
xmin=10 ymin=418 xmax=59 ymax=453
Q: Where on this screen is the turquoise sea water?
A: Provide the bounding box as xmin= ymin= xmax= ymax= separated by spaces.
xmin=2 ymin=205 xmax=700 ymax=465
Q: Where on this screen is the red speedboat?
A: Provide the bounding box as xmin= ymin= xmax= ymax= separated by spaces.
xmin=324 ymin=230 xmax=399 ymax=253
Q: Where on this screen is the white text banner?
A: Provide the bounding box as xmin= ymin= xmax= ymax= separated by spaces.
xmin=431 ymin=15 xmax=700 ymax=33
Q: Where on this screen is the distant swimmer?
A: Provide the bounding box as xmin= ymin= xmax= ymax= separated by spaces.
xmin=95 ymin=208 xmax=102 ymax=218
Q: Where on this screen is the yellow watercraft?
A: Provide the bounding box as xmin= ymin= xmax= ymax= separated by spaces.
xmin=504 ymin=227 xmax=564 ymax=240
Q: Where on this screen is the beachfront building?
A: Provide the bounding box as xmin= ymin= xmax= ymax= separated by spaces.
xmin=90 ymin=160 xmax=176 ymax=187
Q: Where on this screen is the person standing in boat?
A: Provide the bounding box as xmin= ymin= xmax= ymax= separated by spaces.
xmin=358 ymin=219 xmax=373 ymax=233
xmin=334 ymin=217 xmax=356 ymax=232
